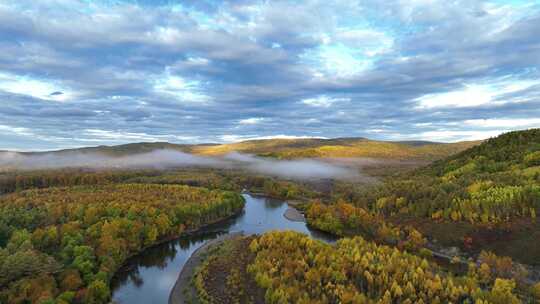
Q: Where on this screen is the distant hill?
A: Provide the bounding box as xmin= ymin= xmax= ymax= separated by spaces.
xmin=19 ymin=142 xmax=194 ymax=156
xmin=2 ymin=137 xmax=481 ymax=161
xmin=188 ymin=137 xmax=481 ymax=160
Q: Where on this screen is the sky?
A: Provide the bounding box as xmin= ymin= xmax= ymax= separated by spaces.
xmin=0 ymin=0 xmax=539 ymax=151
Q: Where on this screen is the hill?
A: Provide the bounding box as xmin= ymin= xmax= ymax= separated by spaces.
xmin=307 ymin=128 xmax=540 ymax=264
xmin=369 ymin=128 xmax=540 ymax=223
xmin=8 ymin=137 xmax=478 ymax=160
xmin=19 ymin=142 xmax=194 ymax=156
xmin=188 ymin=137 xmax=481 ymax=160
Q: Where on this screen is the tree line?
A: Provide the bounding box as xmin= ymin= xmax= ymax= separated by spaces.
xmin=0 ymin=184 xmax=244 ymax=303
xmin=306 ymin=202 xmax=426 ymax=252
xmin=0 ymin=167 xmax=317 ymax=202
xmin=248 ymin=231 xmax=532 ymax=304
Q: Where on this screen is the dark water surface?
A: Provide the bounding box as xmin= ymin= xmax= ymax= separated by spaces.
xmin=111 ymin=194 xmax=336 ymax=304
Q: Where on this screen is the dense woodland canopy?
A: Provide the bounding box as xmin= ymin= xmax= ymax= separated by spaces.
xmin=191 ymin=128 xmax=540 ymax=304
xmin=249 ymin=231 xmax=523 ymax=304
xmin=0 ymin=168 xmax=317 ymax=202
xmin=304 ymin=130 xmax=540 ymax=265
xmin=325 ymin=129 xmax=540 ymax=224
xmin=0 ymin=184 xmax=244 ymax=303
xmin=306 ymin=202 xmax=426 ymax=251
xmin=194 ymin=231 xmax=537 ymax=304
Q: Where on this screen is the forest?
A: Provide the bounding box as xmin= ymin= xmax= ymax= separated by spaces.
xmin=306 ymin=129 xmax=540 ymax=264
xmin=0 ymin=129 xmax=539 ymax=303
xmin=306 ymin=202 xmax=426 ymax=251
xmin=0 ymin=165 xmax=321 ymax=304
xmin=249 ymin=231 xmax=524 ymax=303
xmin=0 ymin=184 xmax=244 ymax=303
xmin=188 ymin=130 xmax=540 ymax=304
xmin=322 ymin=129 xmax=540 ymax=223
xmin=0 ymin=168 xmax=318 ymax=202
xmin=193 ymin=231 xmax=540 ymax=304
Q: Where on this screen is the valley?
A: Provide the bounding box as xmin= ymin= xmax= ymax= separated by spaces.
xmin=0 ymin=131 xmax=538 ymax=303
xmin=2 ymin=1 xmax=539 ymax=303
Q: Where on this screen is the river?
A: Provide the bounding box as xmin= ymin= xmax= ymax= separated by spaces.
xmin=110 ymin=193 xmax=336 ymax=304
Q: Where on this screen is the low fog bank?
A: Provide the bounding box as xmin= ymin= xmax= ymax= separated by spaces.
xmin=0 ymin=150 xmax=227 ymax=170
xmin=224 ymin=152 xmax=359 ymax=180
xmin=0 ymin=149 xmax=361 ymax=180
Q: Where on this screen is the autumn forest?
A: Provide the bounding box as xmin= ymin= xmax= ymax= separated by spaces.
xmin=0 ymin=129 xmax=539 ymax=303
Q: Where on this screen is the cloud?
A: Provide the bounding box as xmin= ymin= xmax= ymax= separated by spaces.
xmin=0 ymin=72 xmax=74 ymax=102
xmin=301 ymin=96 xmax=350 ymax=108
xmin=414 ymin=79 xmax=538 ymax=109
xmin=463 ymin=118 xmax=540 ymax=128
xmin=0 ymin=0 xmax=538 ymax=149
xmin=224 ymin=152 xmax=358 ymax=179
xmin=416 ymin=130 xmax=505 ymax=142
xmin=0 ymin=125 xmax=34 ymax=137
xmin=220 ymin=134 xmax=325 ymax=143
xmin=238 ymin=117 xmax=266 ymax=125
xmin=82 ymin=129 xmax=200 ymax=144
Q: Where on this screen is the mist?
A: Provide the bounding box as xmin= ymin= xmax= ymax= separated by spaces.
xmin=224 ymin=152 xmax=358 ymax=179
xmin=0 ymin=150 xmax=227 ymax=170
xmin=0 ymin=149 xmax=359 ymax=180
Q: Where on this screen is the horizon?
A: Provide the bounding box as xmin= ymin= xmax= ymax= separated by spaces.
xmin=1 ymin=1 xmax=539 ymax=150
xmin=0 ymin=132 xmax=494 ymax=153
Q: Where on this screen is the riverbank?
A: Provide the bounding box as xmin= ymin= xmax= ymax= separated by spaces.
xmin=169 ymin=232 xmax=244 ymax=304
xmin=112 ymin=194 xmax=336 ymax=303
xmin=167 ymin=196 xmax=324 ymax=304
xmin=112 ymin=207 xmax=244 ymax=289
xmin=246 ymin=191 xmax=309 ymax=205
xmin=247 ymin=190 xmax=308 ymax=221
xmin=283 ymin=207 xmax=305 ymax=222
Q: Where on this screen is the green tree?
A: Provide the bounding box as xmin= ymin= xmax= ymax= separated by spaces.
xmin=85 ymin=280 xmax=109 ymax=304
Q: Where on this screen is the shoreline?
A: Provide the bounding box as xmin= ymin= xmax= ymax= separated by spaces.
xmin=167 ymin=195 xmax=309 ymax=304
xmin=168 ymin=232 xmax=244 ymax=304
xmin=283 ymin=207 xmax=306 ymax=222
xmin=111 ymin=207 xmax=244 ymax=287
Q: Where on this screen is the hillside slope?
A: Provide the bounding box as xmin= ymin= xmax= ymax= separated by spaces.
xmin=367 ymin=129 xmax=540 ymax=223
xmin=3 ymin=137 xmax=480 ymax=161
xmin=21 ymin=142 xmax=194 ymax=156
xmin=310 ymin=129 xmax=540 ymax=264
xmin=187 ymin=137 xmax=480 ymax=160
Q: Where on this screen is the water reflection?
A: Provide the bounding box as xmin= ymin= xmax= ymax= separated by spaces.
xmin=263 ymin=197 xmax=284 ymax=209
xmin=111 ymin=194 xmax=336 ymax=304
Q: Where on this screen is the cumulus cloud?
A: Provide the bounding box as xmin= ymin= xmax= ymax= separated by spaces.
xmin=0 ymin=0 xmax=539 ymax=150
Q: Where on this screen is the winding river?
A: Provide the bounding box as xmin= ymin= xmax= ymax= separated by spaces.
xmin=111 ymin=193 xmax=336 ymax=304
